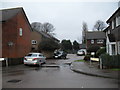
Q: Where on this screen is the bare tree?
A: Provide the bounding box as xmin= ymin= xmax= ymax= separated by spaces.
xmin=31 ymin=22 xmax=42 ymax=31
xmin=82 ymin=22 xmax=88 ymax=44
xmin=42 ymin=22 xmax=55 ymax=33
xmin=31 ymin=22 xmax=55 ymax=36
xmin=93 ymin=20 xmax=106 ymax=31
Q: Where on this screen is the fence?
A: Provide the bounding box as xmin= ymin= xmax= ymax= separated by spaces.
xmin=100 ymin=54 xmax=120 ymax=68
xmin=0 ymin=58 xmax=24 ymax=67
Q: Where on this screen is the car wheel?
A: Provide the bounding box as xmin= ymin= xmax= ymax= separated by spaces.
xmin=37 ymin=62 xmax=41 ymax=67
xmin=24 ymin=64 xmax=28 ymax=66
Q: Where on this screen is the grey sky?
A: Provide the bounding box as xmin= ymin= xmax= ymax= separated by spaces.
xmin=1 ymin=1 xmax=119 ymax=43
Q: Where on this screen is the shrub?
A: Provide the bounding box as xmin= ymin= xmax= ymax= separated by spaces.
xmin=38 ymin=39 xmax=60 ymax=51
xmin=96 ymin=47 xmax=106 ymax=57
xmin=84 ymin=55 xmax=91 ymax=61
xmin=87 ymin=45 xmax=100 ymax=53
xmin=100 ymin=54 xmax=120 ymax=68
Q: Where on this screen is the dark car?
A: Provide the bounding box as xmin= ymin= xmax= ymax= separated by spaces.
xmin=53 ymin=51 xmax=67 ymax=59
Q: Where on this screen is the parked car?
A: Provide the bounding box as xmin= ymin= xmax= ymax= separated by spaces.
xmin=24 ymin=53 xmax=46 ymax=66
xmin=77 ymin=50 xmax=85 ymax=56
xmin=53 ymin=51 xmax=67 ymax=59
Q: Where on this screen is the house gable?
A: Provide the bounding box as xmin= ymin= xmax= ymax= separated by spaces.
xmin=1 ymin=7 xmax=32 ymax=58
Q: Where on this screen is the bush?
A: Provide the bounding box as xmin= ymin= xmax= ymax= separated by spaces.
xmin=100 ymin=54 xmax=120 ymax=68
xmin=84 ymin=55 xmax=91 ymax=61
xmin=96 ymin=47 xmax=106 ymax=57
xmin=38 ymin=39 xmax=60 ymax=51
xmin=87 ymin=45 xmax=100 ymax=53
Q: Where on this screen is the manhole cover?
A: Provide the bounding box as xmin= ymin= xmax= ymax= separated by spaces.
xmin=7 ymin=79 xmax=21 ymax=83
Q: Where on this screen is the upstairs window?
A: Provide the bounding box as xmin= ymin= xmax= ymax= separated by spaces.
xmin=97 ymin=40 xmax=104 ymax=44
xmin=116 ymin=16 xmax=120 ymax=27
xmin=112 ymin=20 xmax=114 ymax=29
xmin=31 ymin=40 xmax=37 ymax=45
xmin=91 ymin=40 xmax=94 ymax=44
xmin=108 ymin=30 xmax=110 ymax=34
xmin=19 ymin=28 xmax=23 ymax=36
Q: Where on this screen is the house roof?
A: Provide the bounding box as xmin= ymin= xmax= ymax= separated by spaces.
xmin=0 ymin=7 xmax=23 ymax=22
xmin=103 ymin=26 xmax=110 ymax=32
xmin=107 ymin=7 xmax=120 ymax=23
xmin=32 ymin=29 xmax=60 ymax=42
xmin=86 ymin=31 xmax=106 ymax=39
xmin=0 ymin=7 xmax=32 ymax=31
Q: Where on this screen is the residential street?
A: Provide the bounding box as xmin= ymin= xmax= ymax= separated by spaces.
xmin=2 ymin=54 xmax=118 ymax=88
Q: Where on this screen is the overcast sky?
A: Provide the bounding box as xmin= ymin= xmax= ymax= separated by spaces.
xmin=1 ymin=0 xmax=119 ymax=43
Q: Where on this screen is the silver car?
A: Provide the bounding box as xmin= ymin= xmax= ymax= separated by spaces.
xmin=24 ymin=53 xmax=46 ymax=66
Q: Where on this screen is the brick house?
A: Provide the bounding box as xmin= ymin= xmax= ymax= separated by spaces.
xmin=31 ymin=29 xmax=52 ymax=52
xmin=31 ymin=29 xmax=60 ymax=58
xmin=86 ymin=31 xmax=106 ymax=52
xmin=104 ymin=7 xmax=120 ymax=55
xmin=0 ymin=7 xmax=32 ymax=65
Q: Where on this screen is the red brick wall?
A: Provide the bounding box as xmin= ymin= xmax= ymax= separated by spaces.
xmin=86 ymin=39 xmax=105 ymax=48
xmin=2 ymin=11 xmax=31 ymax=58
xmin=2 ymin=16 xmax=18 ymax=58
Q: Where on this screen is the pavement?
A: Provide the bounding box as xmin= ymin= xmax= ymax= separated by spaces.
xmin=70 ymin=61 xmax=120 ymax=79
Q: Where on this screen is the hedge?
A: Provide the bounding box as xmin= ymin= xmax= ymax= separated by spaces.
xmin=100 ymin=54 xmax=120 ymax=68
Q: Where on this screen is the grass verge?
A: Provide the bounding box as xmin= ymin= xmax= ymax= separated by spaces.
xmin=110 ymin=68 xmax=120 ymax=71
xmin=74 ymin=60 xmax=85 ymax=62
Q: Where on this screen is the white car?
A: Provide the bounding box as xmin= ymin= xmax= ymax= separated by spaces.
xmin=24 ymin=53 xmax=46 ymax=66
xmin=77 ymin=50 xmax=85 ymax=56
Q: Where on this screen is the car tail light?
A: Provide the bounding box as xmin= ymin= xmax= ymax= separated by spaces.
xmin=33 ymin=58 xmax=38 ymax=61
xmin=24 ymin=58 xmax=27 ymax=61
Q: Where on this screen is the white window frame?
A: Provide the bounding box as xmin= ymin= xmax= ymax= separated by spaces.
xmin=97 ymin=39 xmax=104 ymax=44
xmin=107 ymin=30 xmax=110 ymax=34
xmin=112 ymin=20 xmax=114 ymax=29
xmin=91 ymin=40 xmax=94 ymax=44
xmin=116 ymin=16 xmax=120 ymax=27
xmin=31 ymin=40 xmax=37 ymax=45
xmin=19 ymin=28 xmax=23 ymax=36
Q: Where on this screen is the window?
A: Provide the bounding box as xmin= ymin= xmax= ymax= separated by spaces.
xmin=97 ymin=40 xmax=104 ymax=44
xmin=112 ymin=20 xmax=114 ymax=29
xmin=19 ymin=28 xmax=23 ymax=36
xmin=31 ymin=40 xmax=37 ymax=45
xmin=107 ymin=30 xmax=110 ymax=34
xmin=116 ymin=16 xmax=120 ymax=27
xmin=111 ymin=44 xmax=116 ymax=55
xmin=91 ymin=40 xmax=94 ymax=44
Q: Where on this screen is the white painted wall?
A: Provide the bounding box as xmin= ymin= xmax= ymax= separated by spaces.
xmin=118 ymin=1 xmax=120 ymax=8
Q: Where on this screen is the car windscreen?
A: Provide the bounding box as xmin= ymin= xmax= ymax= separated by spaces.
xmin=26 ymin=54 xmax=38 ymax=57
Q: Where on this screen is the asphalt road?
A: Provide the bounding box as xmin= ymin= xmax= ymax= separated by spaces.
xmin=2 ymin=54 xmax=119 ymax=88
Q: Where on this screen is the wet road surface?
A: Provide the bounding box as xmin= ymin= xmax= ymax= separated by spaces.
xmin=2 ymin=54 xmax=119 ymax=88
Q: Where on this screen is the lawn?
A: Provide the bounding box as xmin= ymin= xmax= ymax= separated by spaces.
xmin=74 ymin=60 xmax=85 ymax=62
xmin=110 ymin=68 xmax=120 ymax=71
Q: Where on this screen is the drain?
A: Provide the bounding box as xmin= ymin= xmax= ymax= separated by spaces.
xmin=7 ymin=79 xmax=21 ymax=83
